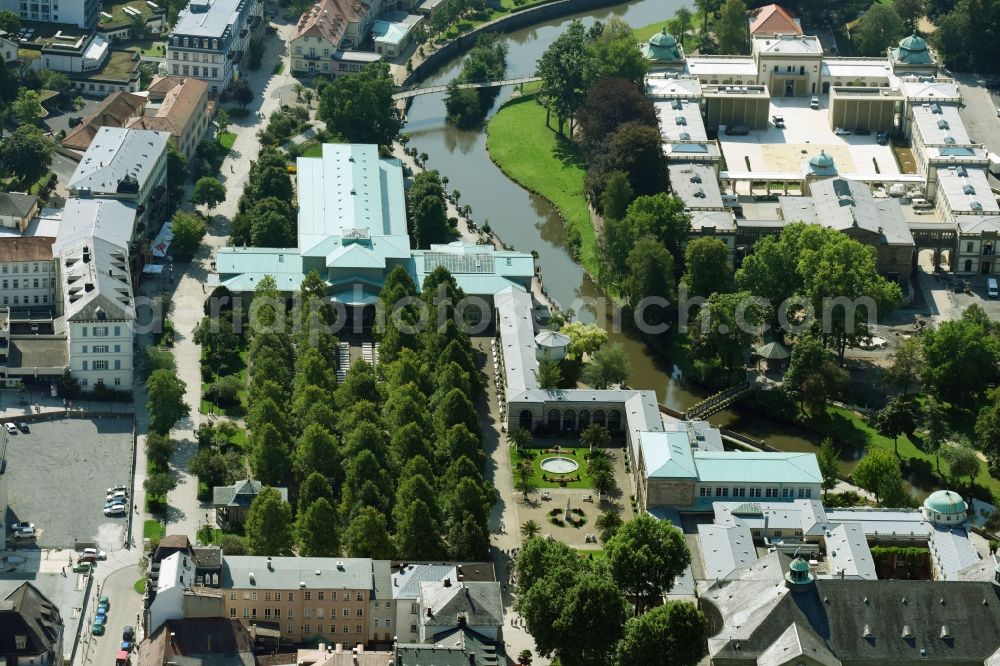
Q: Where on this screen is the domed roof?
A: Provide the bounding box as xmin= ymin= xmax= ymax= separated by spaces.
xmin=809 ymin=150 xmax=834 ymax=168
xmin=924 ymin=490 xmax=968 ymax=515
xmin=789 ymin=557 xmax=810 ymax=572
xmin=650 ymin=27 xmax=677 ymax=48
xmin=898 ymin=32 xmax=928 ymax=53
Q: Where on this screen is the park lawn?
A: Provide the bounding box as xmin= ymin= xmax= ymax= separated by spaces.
xmin=302 ymin=143 xmax=323 ymax=157
xmin=826 ymin=406 xmax=1000 ymax=496
xmin=487 ymin=93 xmax=597 ymax=275
xmin=218 ymin=132 xmax=237 ymax=151
xmin=143 ymin=519 xmax=163 ymax=540
xmin=511 ymin=446 xmax=594 ymax=489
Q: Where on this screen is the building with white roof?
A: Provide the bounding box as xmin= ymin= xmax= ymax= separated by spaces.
xmin=655 ymin=98 xmax=708 ymax=142
xmin=698 ymin=523 xmax=757 ymax=580
xmin=167 ymin=0 xmax=263 ymax=94
xmin=68 ymin=128 xmax=170 ymax=242
xmin=371 ymin=12 xmax=423 ymax=58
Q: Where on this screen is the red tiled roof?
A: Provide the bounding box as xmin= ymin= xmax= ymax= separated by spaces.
xmin=749 ymin=4 xmax=802 ymax=35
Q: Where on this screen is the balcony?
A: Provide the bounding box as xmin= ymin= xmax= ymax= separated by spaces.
xmin=303 ymin=53 xmax=320 ymax=61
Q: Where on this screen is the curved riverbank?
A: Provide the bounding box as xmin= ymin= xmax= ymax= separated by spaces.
xmin=485 ymin=91 xmax=598 ymax=278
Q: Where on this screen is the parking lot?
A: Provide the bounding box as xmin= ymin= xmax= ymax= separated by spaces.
xmin=4 ymin=417 xmax=134 ymax=551
xmin=720 ymin=96 xmax=900 ymax=180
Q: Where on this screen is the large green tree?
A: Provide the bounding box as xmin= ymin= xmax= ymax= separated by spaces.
xmin=683 ymin=237 xmax=732 ymax=298
xmin=146 ymin=369 xmax=188 ymax=434
xmin=922 ymin=313 xmax=1000 ymax=402
xmin=0 ymin=124 xmax=53 ymax=188
xmin=715 ymin=0 xmax=749 ymax=54
xmin=874 ymin=396 xmax=917 ymax=457
xmin=853 ymin=448 xmax=906 ymax=506
xmin=616 ymin=601 xmax=708 ymax=666
xmin=296 ymin=497 xmax=340 ymax=556
xmin=625 ymin=238 xmax=675 ymax=323
xmin=318 ymin=61 xmax=401 ymax=146
xmin=244 ymin=486 xmax=294 ymax=555
xmin=605 ymin=514 xmax=691 ymax=614
xmin=394 ymin=498 xmax=446 ymax=560
xmin=854 ymin=3 xmax=905 ymax=56
xmin=583 ymin=342 xmax=630 ymax=389
xmin=190 ymin=176 xmax=226 ymax=212
xmin=536 ymin=19 xmax=589 ymax=135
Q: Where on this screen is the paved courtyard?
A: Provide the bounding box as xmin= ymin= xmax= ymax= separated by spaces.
xmin=4 ymin=417 xmax=134 ymax=551
xmin=720 ymin=97 xmax=900 ymax=182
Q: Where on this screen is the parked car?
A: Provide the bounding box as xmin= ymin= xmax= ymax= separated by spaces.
xmin=17 ymin=423 xmax=28 ymax=433
xmin=72 ymin=562 xmax=93 ymax=573
xmin=104 ymin=506 xmax=127 ymax=517
xmin=834 ymin=127 xmax=851 ymax=135
xmin=105 ymin=499 xmax=126 ymax=509
xmin=84 ymin=548 xmax=107 ymax=560
xmin=106 ymin=486 xmax=128 ymax=495
xmin=771 ymin=114 xmax=785 ymax=128
xmin=10 ymin=522 xmax=34 ymax=531
xmin=725 ymin=124 xmax=750 ymax=135
xmin=12 ymin=526 xmax=36 ymax=539
xmin=877 ymin=130 xmax=888 ymax=145
xmin=91 ymin=621 xmax=105 ymax=636
xmin=810 ymin=96 xmax=820 ymax=109
xmin=77 ymin=555 xmax=97 ymax=565
xmin=107 ymin=490 xmax=128 ymax=502
xmin=98 ymin=595 xmax=110 ymax=611
xmin=4 ymin=423 xmax=17 ymax=435
xmin=123 ymin=627 xmax=135 ymax=642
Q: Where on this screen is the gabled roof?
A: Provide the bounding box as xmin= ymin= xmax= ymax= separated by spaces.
xmin=639 ymin=430 xmax=698 ymax=479
xmin=62 ymin=92 xmax=147 ymax=151
xmin=68 ymin=127 xmax=170 ymax=195
xmin=130 ymin=76 xmax=208 ymax=139
xmin=0 ymin=192 xmax=38 ymax=219
xmin=212 ymin=479 xmax=288 ymax=507
xmin=139 ymin=619 xmax=253 ymax=666
xmin=291 ymin=0 xmax=364 ymax=45
xmin=757 ymin=622 xmax=842 ymax=666
xmin=396 ymin=627 xmax=501 ymax=666
xmin=749 ymin=4 xmax=802 ymax=35
xmin=326 ymin=242 xmax=385 ymax=269
xmin=0 ymin=582 xmax=62 ymax=658
xmin=420 ymin=582 xmax=503 ymax=629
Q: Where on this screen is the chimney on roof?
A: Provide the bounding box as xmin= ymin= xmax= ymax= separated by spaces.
xmin=425 ymin=608 xmax=433 ymax=619
xmin=443 ymin=578 xmax=451 ymax=587
xmin=266 ymin=557 xmax=273 ymax=571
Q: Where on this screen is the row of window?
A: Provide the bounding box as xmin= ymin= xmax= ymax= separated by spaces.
xmin=80 ymin=377 xmax=122 ymax=386
xmin=81 ymin=326 xmax=122 ymax=337
xmin=81 ymin=360 xmax=122 ymax=370
xmin=172 ymin=64 xmax=220 ymax=79
xmin=2 ymin=278 xmax=49 ymax=289
xmin=303 ymin=607 xmax=364 ymax=619
xmin=172 ymin=51 xmax=221 ymax=63
xmin=698 ymin=487 xmax=813 ymax=499
xmin=228 ymin=606 xmax=368 ymax=627
xmin=81 ymin=345 xmax=122 ymax=354
xmin=173 ymin=36 xmax=221 ymax=50
xmin=2 ymin=295 xmax=47 ymax=306
xmin=233 ymin=590 xmax=369 ymax=602
xmin=1 ymin=263 xmax=46 ymax=274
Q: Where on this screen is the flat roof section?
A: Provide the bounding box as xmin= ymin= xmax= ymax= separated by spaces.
xmin=646 ymin=75 xmax=701 ymax=99
xmin=911 ymin=102 xmax=972 ymax=146
xmin=821 ymin=58 xmax=892 ymax=80
xmin=656 ymin=98 xmax=708 ymax=142
xmin=669 ymin=163 xmax=723 ymax=208
xmin=686 ymin=56 xmax=757 ymax=78
xmin=938 ymin=166 xmax=999 ymax=214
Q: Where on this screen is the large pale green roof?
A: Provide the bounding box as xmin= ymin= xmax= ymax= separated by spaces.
xmin=641 ymin=431 xmax=698 ymax=479
xmin=923 ymin=489 xmax=967 ymax=515
xmin=893 ymin=32 xmax=934 ymax=65
xmin=641 ymin=27 xmax=683 ymax=63
xmin=693 ymin=451 xmax=822 ymax=484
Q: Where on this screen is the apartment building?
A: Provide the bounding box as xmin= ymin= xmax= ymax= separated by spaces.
xmin=289 ymin=0 xmax=377 ymax=77
xmin=0 ymin=195 xmax=55 ymax=312
xmin=68 ymin=127 xmax=170 ymax=241
xmin=1 ymin=0 xmax=99 ymax=28
xmin=221 ymin=557 xmax=382 ymax=645
xmin=52 ymin=198 xmax=137 ymax=390
xmin=167 ymin=0 xmax=263 ymax=94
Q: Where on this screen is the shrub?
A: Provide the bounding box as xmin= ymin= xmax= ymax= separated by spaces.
xmin=206 ymin=375 xmax=242 ymax=407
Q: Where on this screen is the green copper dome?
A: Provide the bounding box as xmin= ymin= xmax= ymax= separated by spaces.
xmin=923 ymin=490 xmax=967 ymax=515
xmin=789 ymin=557 xmax=810 ymax=573
xmin=893 ymin=32 xmax=934 ymax=65
xmin=642 ymin=27 xmax=683 ymax=63
xmin=784 ymin=557 xmax=815 ymax=588
xmin=650 ymin=28 xmax=678 ymax=48
xmin=807 ymin=150 xmax=837 ymax=177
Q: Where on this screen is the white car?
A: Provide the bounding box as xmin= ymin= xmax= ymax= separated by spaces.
xmin=107 ymin=490 xmax=128 ymax=502
xmin=10 ymin=522 xmax=34 ymax=531
xmin=12 ymin=526 xmax=36 ymax=539
xmin=834 ymin=127 xmax=851 ymax=135
xmin=106 ymin=486 xmax=128 ymax=495
xmin=4 ymin=423 xmax=17 ymax=435
xmin=103 ymin=506 xmax=126 ymax=517
xmin=83 ymin=548 xmax=107 ymax=560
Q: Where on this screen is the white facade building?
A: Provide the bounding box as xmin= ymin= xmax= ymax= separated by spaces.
xmin=148 ymin=552 xmax=196 ymax=633
xmin=1 ymin=0 xmax=99 ymax=27
xmin=167 ymin=0 xmax=263 ymax=94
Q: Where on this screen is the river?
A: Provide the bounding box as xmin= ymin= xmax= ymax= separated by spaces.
xmin=401 ymin=0 xmax=846 ymax=467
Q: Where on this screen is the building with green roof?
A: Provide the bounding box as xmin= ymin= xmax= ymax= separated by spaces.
xmin=640 ymin=27 xmax=685 ymax=67
xmin=212 ymin=144 xmax=535 ymax=328
xmin=922 ymin=489 xmax=968 ymax=526
xmin=635 ymin=426 xmax=822 ymax=510
xmin=889 ymin=32 xmax=937 ymax=75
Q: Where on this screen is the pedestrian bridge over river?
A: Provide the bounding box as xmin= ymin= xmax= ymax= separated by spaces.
xmin=393 ymin=75 xmax=541 ymax=100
